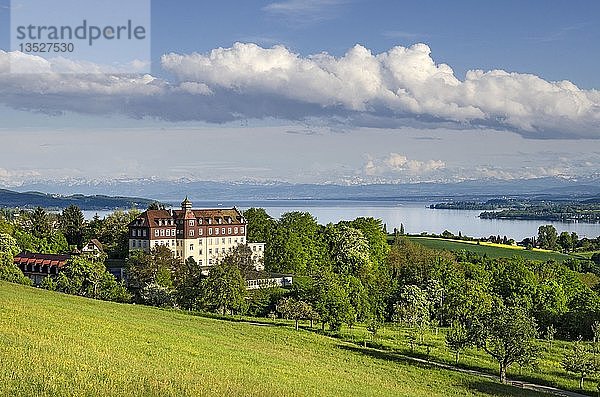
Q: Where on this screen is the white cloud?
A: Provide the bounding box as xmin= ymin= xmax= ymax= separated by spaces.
xmin=263 ymin=0 xmax=346 ymax=22
xmin=1 ymin=43 xmax=600 ymax=138
xmin=365 ymin=153 xmax=446 ymax=176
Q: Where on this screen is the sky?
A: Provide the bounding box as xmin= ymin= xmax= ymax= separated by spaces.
xmin=0 ymin=0 xmax=599 ymax=186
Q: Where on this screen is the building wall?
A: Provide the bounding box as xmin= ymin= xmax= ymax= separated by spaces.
xmin=128 ymin=206 xmax=263 ymax=269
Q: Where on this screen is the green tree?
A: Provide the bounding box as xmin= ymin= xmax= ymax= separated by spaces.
xmin=473 ymin=305 xmax=538 ymax=383
xmin=0 ymin=252 xmax=31 ymax=285
xmin=277 ymin=297 xmax=315 ymax=330
xmin=266 ymin=212 xmax=327 ymax=275
xmin=562 ymin=340 xmax=599 ymax=390
xmin=60 ymin=205 xmax=85 ymax=248
xmin=54 ymin=255 xmax=130 ymax=302
xmin=446 ymin=321 xmax=471 ymax=365
xmin=0 ymin=233 xmax=20 ymax=256
xmin=28 ymin=207 xmax=51 ymax=239
xmin=392 ymin=285 xmax=430 ymax=329
xmin=313 ymin=270 xmax=354 ymax=331
xmin=100 ymin=209 xmax=140 ymax=259
xmin=173 ymin=256 xmax=205 ymax=310
xmin=204 ymin=254 xmax=246 ymax=315
xmin=324 ymin=223 xmax=373 ymax=279
xmin=243 ymin=207 xmax=274 ymax=243
xmin=558 ymin=231 xmax=573 ymax=253
xmin=538 ymin=225 xmax=558 ymax=250
xmin=346 ymin=217 xmax=390 ymax=269
xmin=126 ymin=246 xmax=177 ymax=302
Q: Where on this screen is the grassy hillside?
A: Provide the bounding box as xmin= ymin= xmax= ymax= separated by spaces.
xmin=406 ymin=236 xmax=571 ymax=262
xmin=0 ymin=282 xmax=545 ymax=397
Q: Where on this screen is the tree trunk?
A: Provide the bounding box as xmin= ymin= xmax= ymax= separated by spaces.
xmin=295 ymin=319 xmax=299 ymax=330
xmin=580 ymin=375 xmax=584 ymax=390
xmin=455 ymin=351 xmax=459 ymax=365
xmin=310 ymin=319 xmax=313 ymax=328
xmin=499 ymin=364 xmax=507 ymax=384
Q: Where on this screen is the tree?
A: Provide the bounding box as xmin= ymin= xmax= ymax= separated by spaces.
xmin=243 ymin=208 xmax=274 ymax=243
xmin=313 ymin=270 xmax=354 ymax=331
xmin=99 ymin=209 xmax=140 ymax=259
xmin=538 ymin=225 xmax=558 ymax=250
xmin=53 ymin=255 xmax=130 ymax=302
xmin=324 ymin=223 xmax=373 ymax=279
xmin=277 ymin=297 xmax=315 ymax=330
xmin=558 ymin=231 xmax=573 ymax=253
xmin=147 ymin=202 xmax=166 ymax=210
xmin=0 ymin=233 xmax=20 ymax=256
xmin=346 ymin=217 xmax=390 ymax=270
xmin=446 ymin=321 xmax=470 ymax=365
xmin=562 ymin=340 xmax=599 ymax=389
xmin=204 ymin=253 xmax=246 ymax=315
xmin=266 ymin=212 xmax=327 ymax=275
xmin=0 ymin=252 xmax=31 ymax=285
xmin=60 ymin=205 xmax=85 ymax=248
xmin=173 ymin=256 xmax=205 ymax=310
xmin=392 ymin=285 xmax=430 ymax=329
xmin=28 ymin=207 xmax=51 ymax=239
xmin=473 ymin=305 xmax=538 ymax=383
xmin=126 ymin=246 xmax=178 ymax=302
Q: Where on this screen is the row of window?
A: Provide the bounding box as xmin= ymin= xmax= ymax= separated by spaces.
xmin=132 ymin=229 xmax=148 ymax=237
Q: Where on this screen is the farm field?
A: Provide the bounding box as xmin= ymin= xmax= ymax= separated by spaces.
xmin=0 ymin=281 xmax=547 ymax=397
xmin=406 ymin=236 xmax=572 ymax=262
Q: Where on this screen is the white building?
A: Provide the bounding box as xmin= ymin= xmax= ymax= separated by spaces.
xmin=128 ymin=197 xmax=264 ymax=269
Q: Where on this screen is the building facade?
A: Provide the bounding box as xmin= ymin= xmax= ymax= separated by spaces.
xmin=14 ymin=252 xmax=71 ymax=286
xmin=128 ymin=198 xmax=264 ymax=268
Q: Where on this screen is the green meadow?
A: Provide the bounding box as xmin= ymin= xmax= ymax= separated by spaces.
xmin=0 ymin=281 xmax=547 ymax=397
xmin=406 ymin=236 xmax=571 ymax=262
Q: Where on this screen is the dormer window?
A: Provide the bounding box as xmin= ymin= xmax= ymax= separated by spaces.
xmin=189 ymin=220 xmax=195 ymax=226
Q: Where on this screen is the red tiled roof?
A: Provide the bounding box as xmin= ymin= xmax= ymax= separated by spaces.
xmin=128 ymin=207 xmax=245 ymax=227
xmin=14 ymin=252 xmax=71 ymax=268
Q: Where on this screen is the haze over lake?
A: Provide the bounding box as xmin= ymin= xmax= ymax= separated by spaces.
xmin=84 ymin=200 xmax=600 ymax=241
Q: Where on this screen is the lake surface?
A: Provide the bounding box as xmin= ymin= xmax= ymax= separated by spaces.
xmin=83 ymin=200 xmax=600 ymax=241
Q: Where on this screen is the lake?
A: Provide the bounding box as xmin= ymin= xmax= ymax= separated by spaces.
xmin=83 ymin=200 xmax=600 ymax=241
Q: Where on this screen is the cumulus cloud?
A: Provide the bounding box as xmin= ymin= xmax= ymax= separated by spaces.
xmin=1 ymin=43 xmax=600 ymax=138
xmin=365 ymin=153 xmax=446 ymax=176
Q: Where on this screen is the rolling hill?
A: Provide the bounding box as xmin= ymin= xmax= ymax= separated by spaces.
xmin=0 ymin=282 xmax=544 ymax=397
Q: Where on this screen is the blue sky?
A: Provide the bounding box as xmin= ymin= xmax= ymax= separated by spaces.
xmin=148 ymin=0 xmax=600 ymax=88
xmin=0 ymin=0 xmax=598 ymax=186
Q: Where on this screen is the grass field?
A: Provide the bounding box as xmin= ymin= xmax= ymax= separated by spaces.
xmin=406 ymin=236 xmax=572 ymax=262
xmin=0 ymin=282 xmax=550 ymax=397
xmin=335 ymin=325 xmax=599 ymax=396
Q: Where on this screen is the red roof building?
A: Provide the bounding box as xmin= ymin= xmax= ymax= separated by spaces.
xmin=13 ymin=252 xmax=71 ymax=286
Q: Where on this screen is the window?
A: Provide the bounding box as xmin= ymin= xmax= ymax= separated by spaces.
xmin=172 ymin=229 xmax=176 ymax=236
xmin=208 ymin=259 xmax=213 ymax=265
xmin=160 ymin=229 xmax=165 ymax=237
xmin=221 ymin=228 xmax=225 ymax=234
xmin=209 ymin=248 xmax=212 ymax=254
xmin=209 ymin=228 xmax=213 ymax=235
xmin=189 ymin=230 xmax=194 ymax=237
xmin=189 ymin=220 xmax=195 ymax=226
xmin=166 ymin=229 xmax=170 ymax=237
xmin=215 ymin=228 xmax=219 ymax=235
xmin=222 ymin=238 xmax=225 ymax=244
xmin=199 ymin=229 xmax=203 ymax=236
xmin=155 ymin=230 xmax=159 ymax=237
xmin=253 ymin=246 xmax=257 ymax=251
xmin=143 ymin=229 xmax=147 ymax=237
xmin=199 ymin=260 xmax=203 ymax=265
xmin=240 ymin=227 xmax=244 ymax=233
xmin=228 ymin=227 xmax=232 ymax=234
xmin=234 ymin=239 xmax=238 ymax=243
xmin=172 ymin=240 xmax=175 ymax=246
xmin=199 ymin=249 xmax=202 ymax=254
xmin=190 ymin=244 xmax=194 ymax=251
xmin=234 ymin=227 xmax=238 ymax=233
xmin=228 ymin=238 xmax=231 ymax=244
